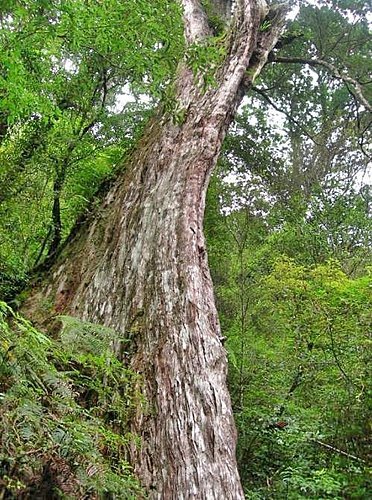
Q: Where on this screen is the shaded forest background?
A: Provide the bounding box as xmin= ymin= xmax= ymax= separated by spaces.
xmin=0 ymin=0 xmax=371 ymax=498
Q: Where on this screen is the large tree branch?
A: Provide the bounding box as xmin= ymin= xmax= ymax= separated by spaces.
xmin=214 ymin=1 xmax=288 ymax=111
xmin=181 ymin=0 xmax=211 ymax=44
xmin=177 ymin=1 xmax=288 ymax=114
xmin=241 ymin=3 xmax=289 ymax=89
xmin=271 ymin=56 xmax=372 ymax=113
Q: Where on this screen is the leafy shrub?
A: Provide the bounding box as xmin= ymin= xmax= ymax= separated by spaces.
xmin=225 ymin=259 xmax=371 ymax=498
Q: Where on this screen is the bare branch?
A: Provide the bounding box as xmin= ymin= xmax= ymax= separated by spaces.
xmin=251 ymin=85 xmax=322 ymax=145
xmin=272 ymin=56 xmax=372 ymax=113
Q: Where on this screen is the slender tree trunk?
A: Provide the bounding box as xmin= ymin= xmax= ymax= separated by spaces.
xmin=24 ymin=1 xmax=287 ymax=497
xmin=47 ymin=174 xmax=64 ymax=258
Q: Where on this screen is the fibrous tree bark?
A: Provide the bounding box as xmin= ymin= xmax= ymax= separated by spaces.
xmin=25 ymin=1 xmax=287 ymax=497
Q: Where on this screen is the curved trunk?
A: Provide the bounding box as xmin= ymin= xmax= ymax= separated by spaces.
xmin=24 ymin=1 xmax=287 ymax=497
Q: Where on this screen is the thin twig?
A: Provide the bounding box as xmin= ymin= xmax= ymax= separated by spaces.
xmin=251 ymin=86 xmax=322 ymax=145
xmin=311 ymin=439 xmax=366 ymax=463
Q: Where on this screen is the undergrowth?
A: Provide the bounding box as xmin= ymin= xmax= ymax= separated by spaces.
xmin=0 ymin=301 xmax=143 ymax=499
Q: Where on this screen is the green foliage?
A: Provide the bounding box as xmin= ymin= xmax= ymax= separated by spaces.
xmin=0 ymin=0 xmax=371 ymax=497
xmin=206 ymin=12 xmax=371 ymax=483
xmin=235 ymin=262 xmax=371 ymax=498
xmin=0 ymin=302 xmax=142 ymax=498
xmin=205 ymin=184 xmax=371 ymax=498
xmin=0 ymin=0 xmax=184 ymax=123
xmin=259 ymin=20 xmax=271 ymax=32
xmin=0 ymin=0 xmax=184 ymax=299
xmin=186 ymin=34 xmax=227 ymax=90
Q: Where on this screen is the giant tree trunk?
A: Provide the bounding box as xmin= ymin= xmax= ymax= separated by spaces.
xmin=25 ymin=1 xmax=287 ymax=497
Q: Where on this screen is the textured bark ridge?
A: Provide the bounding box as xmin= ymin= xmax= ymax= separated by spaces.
xmin=25 ymin=1 xmax=287 ymax=498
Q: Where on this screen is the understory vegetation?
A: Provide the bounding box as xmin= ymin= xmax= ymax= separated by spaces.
xmin=0 ymin=303 xmax=142 ymax=498
xmin=0 ymin=0 xmax=371 ymax=498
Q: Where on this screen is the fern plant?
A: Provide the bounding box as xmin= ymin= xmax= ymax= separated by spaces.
xmin=0 ymin=302 xmax=142 ymax=499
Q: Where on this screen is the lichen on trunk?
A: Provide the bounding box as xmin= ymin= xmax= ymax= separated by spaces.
xmin=24 ymin=1 xmax=288 ymax=497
